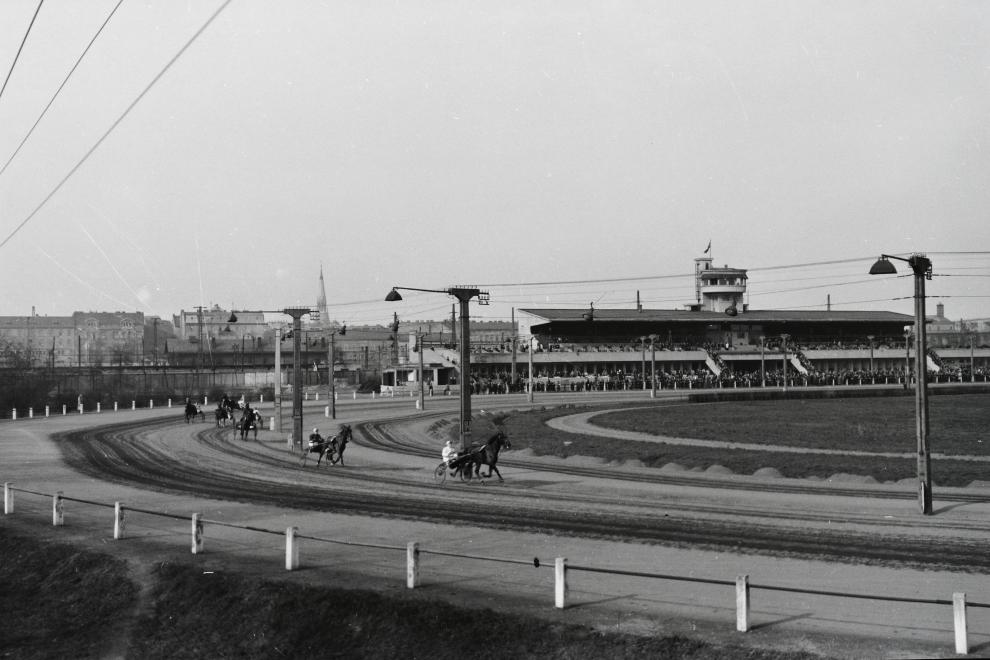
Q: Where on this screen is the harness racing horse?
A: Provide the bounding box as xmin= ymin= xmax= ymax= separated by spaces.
xmin=464 ymin=431 xmax=511 ymax=482
xmin=330 ymin=424 xmax=352 ymax=465
xmin=237 ymin=409 xmax=262 ymax=440
xmin=184 ymin=401 xmax=198 ymax=423
xmin=214 ymin=405 xmax=231 ymax=427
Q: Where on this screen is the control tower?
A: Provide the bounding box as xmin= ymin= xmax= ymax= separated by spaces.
xmin=694 ymin=256 xmax=747 ymax=314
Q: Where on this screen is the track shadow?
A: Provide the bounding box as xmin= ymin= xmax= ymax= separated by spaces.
xmin=566 ymin=594 xmax=637 ymax=609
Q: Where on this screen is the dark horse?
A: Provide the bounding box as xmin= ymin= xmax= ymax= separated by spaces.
xmin=184 ymin=401 xmax=198 ymax=423
xmin=237 ymin=409 xmax=262 ymax=440
xmin=301 ymin=424 xmax=351 ymax=467
xmin=463 ymin=431 xmax=511 ymax=482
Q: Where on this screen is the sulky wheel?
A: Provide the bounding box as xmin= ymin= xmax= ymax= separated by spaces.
xmin=434 ymin=463 xmax=447 ymax=486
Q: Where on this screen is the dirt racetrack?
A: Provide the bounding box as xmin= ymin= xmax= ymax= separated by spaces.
xmin=2 ymin=393 xmax=989 ymax=658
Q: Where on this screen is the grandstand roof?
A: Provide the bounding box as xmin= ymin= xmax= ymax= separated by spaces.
xmin=519 ymin=308 xmax=915 ymax=324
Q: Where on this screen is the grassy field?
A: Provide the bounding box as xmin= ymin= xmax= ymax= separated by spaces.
xmin=0 ymin=528 xmax=825 ymax=659
xmin=499 ymin=393 xmax=990 ymax=486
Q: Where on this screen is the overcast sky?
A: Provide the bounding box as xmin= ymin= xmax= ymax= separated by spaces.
xmin=1 ymin=0 xmax=987 ymax=327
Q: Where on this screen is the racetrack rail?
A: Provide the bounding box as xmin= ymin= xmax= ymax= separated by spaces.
xmin=50 ymin=415 xmax=990 ymax=574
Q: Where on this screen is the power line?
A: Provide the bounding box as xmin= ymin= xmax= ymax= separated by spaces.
xmin=0 ymin=0 xmax=125 ymax=179
xmin=0 ymin=0 xmax=44 ymax=104
xmin=0 ymin=0 xmax=234 ymax=252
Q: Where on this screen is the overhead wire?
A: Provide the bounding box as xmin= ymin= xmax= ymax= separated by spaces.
xmin=0 ymin=0 xmax=234 ymax=252
xmin=0 ymin=0 xmax=125 ymax=179
xmin=0 ymin=0 xmax=44 ymax=104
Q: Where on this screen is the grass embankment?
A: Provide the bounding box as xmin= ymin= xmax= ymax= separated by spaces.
xmin=500 ymin=394 xmax=990 ymax=486
xmin=0 ymin=529 xmax=824 ymax=659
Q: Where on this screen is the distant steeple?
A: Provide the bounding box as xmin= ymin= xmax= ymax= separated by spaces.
xmin=316 ymin=264 xmax=329 ymax=326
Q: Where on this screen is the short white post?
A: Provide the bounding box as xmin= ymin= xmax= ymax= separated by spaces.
xmin=954 ymin=592 xmax=969 ymax=655
xmin=371 ymin=391 xmax=376 ymax=399
xmin=285 ymin=526 xmax=299 ymax=570
xmin=203 ymin=396 xmax=208 ymax=406
xmin=315 ymin=392 xmax=319 ymax=401
xmin=62 ymin=404 xmax=67 ymax=415
xmin=286 ymin=433 xmax=293 ymax=449
xmin=270 ymin=417 xmax=275 ymax=431
xmin=353 ymin=391 xmax=357 ymax=400
xmin=114 ymin=402 xmax=118 ymax=412
xmin=45 ymin=405 xmax=50 ymax=417
xmin=28 ymin=407 xmax=33 ymax=418
xmin=554 ymin=557 xmax=567 ymax=609
xmin=11 ymin=409 xmax=16 ymax=420
xmin=52 ymin=491 xmax=64 ymax=526
xmin=168 ymin=398 xmax=172 ymax=408
xmin=191 ymin=513 xmax=204 ymax=554
xmin=304 ymin=392 xmax=309 ymax=401
xmin=415 ymin=399 xmax=421 ymax=409
xmin=736 ymin=575 xmax=750 ymax=632
xmin=97 ymin=403 xmax=101 ymax=413
xmin=325 ymin=406 xmax=330 ymax=418
xmin=407 ymin=542 xmax=420 ymax=589
xmin=4 ymin=482 xmax=12 ymax=514
xmin=149 ymin=400 xmax=154 ymax=409
xmin=131 ymin=401 xmax=136 ymax=410
xmin=114 ymin=502 xmax=125 ymax=540
xmin=335 ymin=392 xmax=338 ymax=401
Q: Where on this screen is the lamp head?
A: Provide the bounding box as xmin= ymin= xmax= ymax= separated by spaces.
xmin=227 ymin=312 xmax=238 ymax=323
xmin=385 ymin=288 xmax=402 ymax=302
xmin=582 ymin=302 xmax=594 ymax=321
xmin=869 ymin=256 xmax=897 ymax=275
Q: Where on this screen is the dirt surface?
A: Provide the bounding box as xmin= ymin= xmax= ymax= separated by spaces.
xmin=2 ymin=393 xmax=989 ymax=658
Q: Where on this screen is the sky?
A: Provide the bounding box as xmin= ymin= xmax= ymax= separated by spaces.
xmin=1 ymin=0 xmax=988 ymax=328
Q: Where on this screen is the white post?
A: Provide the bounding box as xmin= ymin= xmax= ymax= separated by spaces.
xmin=114 ymin=402 xmax=118 ymax=412
xmin=62 ymin=404 xmax=67 ymax=415
xmin=315 ymin=392 xmax=319 ymax=401
xmin=131 ymin=401 xmax=136 ymax=410
xmin=28 ymin=407 xmax=33 ymax=418
xmin=11 ymin=409 xmax=15 ymax=420
xmin=203 ymin=395 xmax=208 ymax=406
xmin=52 ymin=491 xmax=64 ymax=526
xmin=168 ymin=398 xmax=172 ymax=408
xmin=149 ymin=400 xmax=154 ymax=409
xmin=260 ymin=395 xmax=264 ymax=403
xmin=954 ymin=592 xmax=969 ymax=655
xmin=736 ymin=575 xmax=750 ymax=632
xmin=325 ymin=406 xmax=330 ymax=418
xmin=353 ymin=391 xmax=356 ymax=400
xmin=407 ymin=542 xmax=420 ymax=589
xmin=97 ymin=402 xmax=101 ymax=413
xmin=191 ymin=513 xmax=204 ymax=554
xmin=270 ymin=417 xmax=275 ymax=431
xmin=285 ymin=526 xmax=299 ymax=571
xmin=114 ymin=502 xmax=125 ymax=540
xmin=45 ymin=405 xmax=50 ymax=417
xmin=554 ymin=557 xmax=567 ymax=609
xmin=3 ymin=482 xmax=12 ymax=514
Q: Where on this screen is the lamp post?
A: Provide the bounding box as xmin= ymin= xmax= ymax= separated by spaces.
xmin=228 ymin=308 xmax=311 ymax=448
xmin=759 ymin=336 xmax=766 ymax=388
xmin=870 ymin=253 xmax=933 ymax=515
xmin=780 ymin=333 xmax=790 ymax=392
xmin=639 ymin=334 xmax=658 ymax=398
xmin=528 ymin=336 xmax=536 ymax=403
xmin=386 ymin=286 xmax=489 ymax=450
xmin=903 ymin=327 xmax=912 ymax=391
xmin=867 ymin=334 xmax=875 ymax=383
xmin=326 ymin=325 xmax=346 ymax=419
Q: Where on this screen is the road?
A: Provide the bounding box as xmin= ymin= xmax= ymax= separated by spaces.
xmin=2 ymin=391 xmax=989 ymax=658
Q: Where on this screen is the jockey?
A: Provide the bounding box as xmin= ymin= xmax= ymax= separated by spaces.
xmin=441 ymin=439 xmax=457 ymax=465
xmin=309 ymin=427 xmax=322 ymax=447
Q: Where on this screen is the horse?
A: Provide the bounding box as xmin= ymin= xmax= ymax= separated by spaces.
xmin=463 ymin=431 xmax=511 ymax=482
xmin=330 ymin=424 xmax=351 ymax=465
xmin=237 ymin=409 xmax=262 ymax=440
xmin=214 ymin=405 xmax=231 ymax=427
xmin=184 ymin=401 xmax=198 ymax=423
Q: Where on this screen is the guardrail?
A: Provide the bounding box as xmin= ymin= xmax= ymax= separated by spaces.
xmin=3 ymin=481 xmax=986 ymax=655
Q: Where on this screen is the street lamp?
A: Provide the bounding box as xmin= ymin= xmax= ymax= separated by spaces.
xmin=867 ymin=334 xmax=875 ymax=383
xmin=639 ymin=334 xmax=658 ymax=398
xmin=870 ymin=253 xmax=933 ymax=515
xmin=780 ymin=333 xmax=790 ymax=393
xmin=327 ymin=324 xmax=346 ymax=419
xmin=228 ymin=308 xmax=311 ymax=448
xmin=385 ymin=286 xmax=489 ymax=450
xmin=759 ymin=336 xmax=766 ymax=388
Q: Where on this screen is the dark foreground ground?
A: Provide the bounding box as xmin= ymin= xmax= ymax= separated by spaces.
xmin=0 ymin=528 xmax=828 ymax=660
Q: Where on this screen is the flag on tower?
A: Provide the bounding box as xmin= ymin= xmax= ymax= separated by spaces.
xmin=704 ymin=240 xmax=711 ymax=254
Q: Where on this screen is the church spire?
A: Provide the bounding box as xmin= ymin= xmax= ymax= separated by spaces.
xmin=316 ymin=264 xmax=329 ymax=326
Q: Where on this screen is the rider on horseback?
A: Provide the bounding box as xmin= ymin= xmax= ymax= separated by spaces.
xmin=442 ymin=439 xmax=457 ymax=466
xmin=309 ymin=427 xmax=323 ymax=448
